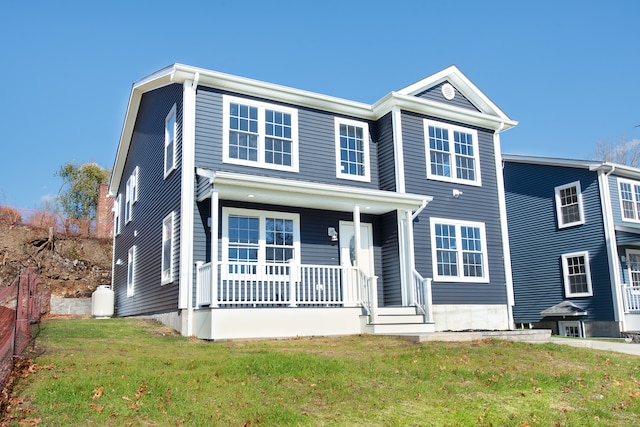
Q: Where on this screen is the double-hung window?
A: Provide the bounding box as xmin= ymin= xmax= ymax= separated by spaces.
xmin=554 ymin=181 xmax=584 ymax=228
xmin=127 ymin=246 xmax=136 ymax=297
xmin=619 ymin=178 xmax=640 ymax=222
xmin=335 ymin=117 xmax=371 ymax=182
xmin=223 ymin=208 xmax=300 ymax=275
xmin=561 ymin=251 xmax=593 ymax=297
xmin=164 ymin=105 xmax=177 ymax=178
xmin=223 ymin=96 xmax=299 ymax=172
xmin=161 ymin=212 xmax=174 ymax=285
xmin=125 ymin=166 xmax=139 ymax=224
xmin=430 ymin=218 xmax=488 ymax=282
xmin=424 ymin=119 xmax=481 ymax=186
xmin=113 ymin=194 xmax=121 ymax=236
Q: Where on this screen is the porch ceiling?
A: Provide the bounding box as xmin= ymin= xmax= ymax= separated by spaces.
xmin=197 ymin=169 xmax=432 ymax=215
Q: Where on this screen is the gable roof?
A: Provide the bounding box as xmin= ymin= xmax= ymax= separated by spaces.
xmin=110 ymin=64 xmax=517 ymax=195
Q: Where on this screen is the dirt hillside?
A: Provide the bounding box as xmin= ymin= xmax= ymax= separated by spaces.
xmin=0 ymin=223 xmax=112 ymax=297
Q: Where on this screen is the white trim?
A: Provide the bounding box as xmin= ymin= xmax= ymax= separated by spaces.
xmin=124 ymin=166 xmax=139 ymax=224
xmin=127 ymin=245 xmax=136 ymax=297
xmin=429 ymin=217 xmax=489 ymax=283
xmin=164 ymin=104 xmax=177 ymax=178
xmin=554 ymin=181 xmax=585 ymax=229
xmin=113 ymin=193 xmax=122 ymax=236
xmin=617 ymin=177 xmax=640 ymax=223
xmin=391 ymin=107 xmax=405 ymax=193
xmin=561 ymin=251 xmax=593 ymax=297
xmin=161 ymin=211 xmax=175 ymax=285
xmin=222 ymin=95 xmax=299 ymax=173
xmin=334 ymin=117 xmax=371 ymax=182
xmin=424 ymin=119 xmax=482 ymax=187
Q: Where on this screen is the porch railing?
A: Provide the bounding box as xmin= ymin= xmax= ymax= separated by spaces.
xmin=621 ymin=284 xmax=640 ymax=313
xmin=196 ymin=262 xmax=373 ymax=309
xmin=412 ymin=269 xmax=433 ymax=323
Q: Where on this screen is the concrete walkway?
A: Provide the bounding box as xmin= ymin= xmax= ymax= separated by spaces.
xmin=550 ymin=337 xmax=640 ymax=356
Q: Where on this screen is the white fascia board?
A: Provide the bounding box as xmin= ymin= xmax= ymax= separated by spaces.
xmin=203 ymin=171 xmax=431 ymax=215
xmin=502 ymin=153 xmax=603 ymax=170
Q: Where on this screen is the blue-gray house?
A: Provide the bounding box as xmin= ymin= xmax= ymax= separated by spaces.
xmin=109 ymin=64 xmax=517 ymax=339
xmin=503 ymin=154 xmax=640 ymax=337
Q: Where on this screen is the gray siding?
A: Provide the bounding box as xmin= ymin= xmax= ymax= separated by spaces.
xmin=415 ymin=81 xmax=480 ymax=112
xmin=195 ymin=87 xmax=379 ymax=189
xmin=503 ymin=162 xmax=614 ymax=323
xmin=113 ymin=84 xmax=183 ymax=317
xmin=377 ymin=112 xmax=396 ymax=192
xmin=402 ymin=111 xmax=507 ymax=305
xmin=381 ymin=211 xmax=401 ymax=305
xmin=609 ymin=175 xmax=640 ymax=232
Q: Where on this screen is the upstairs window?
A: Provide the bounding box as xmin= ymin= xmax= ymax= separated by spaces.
xmin=125 ymin=166 xmax=139 ymax=224
xmin=164 ymin=105 xmax=177 ymax=178
xmin=554 ymin=181 xmax=584 ymax=228
xmin=161 ymin=212 xmax=174 ymax=285
xmin=619 ymin=179 xmax=640 ymax=222
xmin=334 ymin=117 xmax=371 ymax=182
xmin=430 ymin=218 xmax=488 ymax=283
xmin=424 ymin=119 xmax=481 ymax=186
xmin=561 ymin=251 xmax=593 ymax=297
xmin=223 ymin=96 xmax=298 ymax=172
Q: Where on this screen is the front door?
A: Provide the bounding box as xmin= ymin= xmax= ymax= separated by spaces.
xmin=338 ymin=222 xmax=374 ymax=277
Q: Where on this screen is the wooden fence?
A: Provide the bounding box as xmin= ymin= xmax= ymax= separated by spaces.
xmin=0 ymin=267 xmax=50 ymax=390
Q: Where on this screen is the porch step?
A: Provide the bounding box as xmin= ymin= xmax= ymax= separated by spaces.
xmin=362 ymin=306 xmax=435 ymax=335
xmin=365 ymin=322 xmax=436 ymax=335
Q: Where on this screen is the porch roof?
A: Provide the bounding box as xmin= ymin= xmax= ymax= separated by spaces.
xmin=540 ymin=301 xmax=587 ymax=317
xmin=196 ymin=169 xmax=432 ymax=215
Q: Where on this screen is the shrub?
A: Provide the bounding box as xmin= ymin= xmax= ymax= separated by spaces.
xmin=0 ymin=205 xmax=22 ymax=225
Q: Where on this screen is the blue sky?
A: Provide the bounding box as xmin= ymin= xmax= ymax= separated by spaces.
xmin=1 ymin=0 xmax=638 ymax=209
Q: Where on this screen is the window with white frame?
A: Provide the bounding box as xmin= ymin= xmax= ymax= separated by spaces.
xmin=127 ymin=246 xmax=136 ymax=297
xmin=430 ymin=218 xmax=488 ymax=282
xmin=619 ymin=179 xmax=640 ymax=222
xmin=424 ymin=119 xmax=481 ymax=186
xmin=161 ymin=212 xmax=174 ymax=285
xmin=559 ymin=321 xmax=582 ymax=338
xmin=223 ymin=208 xmax=300 ymax=273
xmin=561 ymin=251 xmax=593 ymax=297
xmin=626 ymin=250 xmax=640 ymax=288
xmin=554 ymin=181 xmax=584 ymax=228
xmin=164 ymin=105 xmax=177 ymax=178
xmin=125 ymin=166 xmax=139 ymax=224
xmin=113 ymin=194 xmax=121 ymax=236
xmin=222 ymin=96 xmax=299 ymax=172
xmin=335 ymin=117 xmax=370 ymax=182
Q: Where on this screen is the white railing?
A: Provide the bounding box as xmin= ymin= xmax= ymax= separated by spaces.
xmin=196 ymin=262 xmax=375 ymax=310
xmin=412 ymin=269 xmax=433 ymax=323
xmin=622 ymin=284 xmax=640 ymax=313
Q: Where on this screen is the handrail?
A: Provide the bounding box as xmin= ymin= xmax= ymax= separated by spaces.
xmin=621 ymin=283 xmax=640 ymax=313
xmin=412 ymin=269 xmax=432 ymax=323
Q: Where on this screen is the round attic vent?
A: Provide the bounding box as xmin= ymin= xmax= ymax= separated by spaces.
xmin=442 ymin=83 xmax=455 ymax=100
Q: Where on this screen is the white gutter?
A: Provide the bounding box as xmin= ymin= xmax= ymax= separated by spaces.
xmin=412 ymin=199 xmax=428 ymax=220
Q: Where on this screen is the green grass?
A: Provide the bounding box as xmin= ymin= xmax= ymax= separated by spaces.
xmin=5 ymin=318 xmax=640 ymax=426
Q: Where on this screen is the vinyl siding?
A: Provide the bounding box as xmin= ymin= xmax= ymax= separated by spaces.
xmin=503 ymin=162 xmax=614 ymax=323
xmin=402 ymin=111 xmax=507 ymax=305
xmin=414 ymin=81 xmax=480 ymax=112
xmin=377 ymin=112 xmax=396 ymax=192
xmin=113 ymin=84 xmax=183 ymax=317
xmin=609 ymin=174 xmax=640 ymax=230
xmin=194 ymin=87 xmax=379 ymax=189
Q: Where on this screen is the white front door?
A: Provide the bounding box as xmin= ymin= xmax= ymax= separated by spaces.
xmin=339 ymin=221 xmax=374 ymax=277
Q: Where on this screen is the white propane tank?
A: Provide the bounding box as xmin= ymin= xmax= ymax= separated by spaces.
xmin=91 ymin=285 xmax=114 ymax=319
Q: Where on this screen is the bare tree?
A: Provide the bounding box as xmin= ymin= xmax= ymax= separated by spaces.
xmin=594 ymin=136 xmax=640 ymax=168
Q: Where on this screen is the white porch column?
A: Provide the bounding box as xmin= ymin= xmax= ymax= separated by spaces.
xmin=210 ymin=191 xmax=219 ymax=308
xmin=397 ymin=210 xmax=408 ymax=305
xmin=353 ymin=205 xmax=361 ymax=268
xmin=404 ymin=209 xmax=416 ymax=305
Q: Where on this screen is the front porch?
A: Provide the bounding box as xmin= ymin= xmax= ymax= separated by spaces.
xmin=622 ymin=284 xmax=640 ymax=330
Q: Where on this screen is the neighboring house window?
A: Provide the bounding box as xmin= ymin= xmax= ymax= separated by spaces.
xmin=164 ymin=104 xmax=177 ymax=178
xmin=127 ymin=246 xmax=136 ymax=297
xmin=626 ymin=250 xmax=640 ymax=287
xmin=161 ymin=212 xmax=175 ymax=285
xmin=424 ymin=119 xmax=481 ymax=186
xmin=334 ymin=117 xmax=371 ymax=182
xmin=113 ymin=194 xmax=121 ymax=236
xmin=554 ymin=181 xmax=584 ymax=228
xmin=561 ymin=251 xmax=593 ymax=297
xmin=430 ymin=218 xmax=489 ymax=282
xmin=222 ymin=208 xmax=300 ymax=273
xmin=222 ymin=95 xmax=299 ymax=172
xmin=619 ymin=179 xmax=640 ymax=222
xmin=559 ymin=321 xmax=582 ymax=338
xmin=125 ymin=166 xmax=139 ymax=224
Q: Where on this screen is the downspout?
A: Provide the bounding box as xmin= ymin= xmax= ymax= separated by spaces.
xmin=412 ymin=199 xmax=428 ymax=220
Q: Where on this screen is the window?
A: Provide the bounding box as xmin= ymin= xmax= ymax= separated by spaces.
xmin=626 ymin=250 xmax=640 ymax=288
xmin=164 ymin=105 xmax=176 ymax=178
xmin=113 ymin=194 xmax=121 ymax=236
xmin=127 ymin=246 xmax=136 ymax=297
xmin=430 ymin=218 xmax=488 ymax=282
xmin=559 ymin=321 xmax=582 ymax=338
xmin=554 ymin=181 xmax=584 ymax=228
xmin=223 ymin=96 xmax=298 ymax=172
xmin=424 ymin=119 xmax=481 ymax=186
xmin=619 ymin=179 xmax=640 ymax=222
xmin=334 ymin=117 xmax=371 ymax=182
xmin=561 ymin=251 xmax=593 ymax=297
xmin=125 ymin=167 xmax=139 ymax=224
xmin=161 ymin=212 xmax=174 ymax=285
xmin=223 ymin=208 xmax=300 ymax=272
